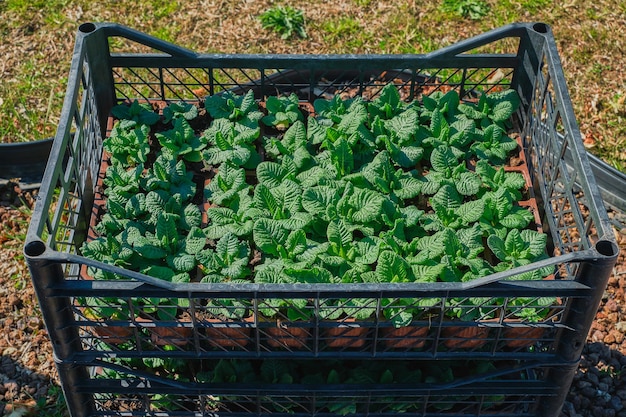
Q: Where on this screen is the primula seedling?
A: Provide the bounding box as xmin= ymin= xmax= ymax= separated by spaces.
xmin=420 ymin=109 xmax=474 ymax=159
xmin=422 ymin=145 xmax=481 ymax=196
xmin=488 ymin=228 xmax=549 ymax=271
xmin=203 ymin=191 xmax=256 ymax=239
xmin=205 ymin=90 xmax=263 ymax=124
xmin=263 ymin=121 xmax=313 ymax=170
xmin=475 ymin=159 xmax=526 ymax=200
xmin=202 ymin=118 xmax=261 ymax=168
xmin=143 ymin=154 xmax=197 ymax=202
xmin=478 ymin=188 xmax=536 ymax=239
xmin=367 ymin=84 xmax=407 ymax=120
xmin=163 ymin=101 xmax=199 ymax=124
xmin=111 ymin=99 xmax=160 ymax=126
xmin=156 ymin=118 xmax=206 ymax=162
xmin=197 ymin=233 xmax=251 ymax=282
xmin=471 ymin=124 xmax=518 ymax=165
xmin=104 ymin=120 xmax=150 ymax=166
xmin=421 ymin=184 xmax=484 ymax=231
xmin=205 ymin=163 xmax=251 ymax=207
xmin=458 ymin=89 xmax=521 ymax=130
xmin=262 ymin=94 xmax=304 ymax=130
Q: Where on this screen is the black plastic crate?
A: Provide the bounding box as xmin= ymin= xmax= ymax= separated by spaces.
xmin=25 ymin=22 xmax=618 ymax=417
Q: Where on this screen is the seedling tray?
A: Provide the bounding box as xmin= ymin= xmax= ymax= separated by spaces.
xmin=25 ymin=22 xmax=618 ymax=417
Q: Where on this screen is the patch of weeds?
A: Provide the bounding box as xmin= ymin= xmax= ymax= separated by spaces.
xmin=322 ymin=17 xmax=361 ymax=44
xmin=520 ymin=0 xmax=551 ymax=12
xmin=589 ymin=62 xmax=611 ymax=80
xmin=150 ymin=0 xmax=179 ymax=18
xmin=6 ymin=0 xmax=62 ymax=13
xmin=151 ymin=25 xmax=179 ymax=43
xmin=0 ymin=58 xmax=59 ymax=142
xmin=259 ymin=6 xmax=307 ymax=40
xmin=592 ymin=92 xmax=626 ymax=171
xmin=34 ymin=384 xmax=69 ymax=417
xmin=440 ymin=0 xmax=490 ymax=20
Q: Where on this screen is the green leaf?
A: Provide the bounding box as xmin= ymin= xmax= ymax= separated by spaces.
xmin=253 ymin=218 xmax=290 ymax=257
xmin=411 ymin=263 xmax=444 ymax=283
xmin=377 ymin=251 xmax=413 ymax=283
xmin=156 ymin=213 xmax=179 ymax=249
xmin=281 ymin=120 xmax=308 ymax=151
xmin=504 ymin=228 xmax=526 ymax=257
xmin=181 ymin=204 xmax=202 ymax=231
xmin=134 ymin=236 xmax=167 ymax=260
xmin=430 ymin=145 xmax=458 ymax=173
xmin=360 ymin=151 xmax=395 ymax=194
xmin=431 ymin=184 xmax=462 ymax=211
xmin=205 ymin=163 xmax=249 ymax=206
xmin=382 ymin=108 xmax=420 ymax=143
xmin=430 ymin=109 xmax=450 ymax=141
xmin=254 ymin=183 xmax=281 ymax=218
xmin=487 ymin=89 xmax=520 ymax=122
xmin=184 ymin=227 xmax=207 ymax=255
xmin=487 ymin=234 xmax=507 ymax=261
xmin=168 ymin=253 xmax=197 ymax=272
xmin=327 ymin=219 xmax=353 ymax=259
xmin=163 ymin=101 xmax=199 ymax=123
xmin=457 ymin=198 xmax=485 ymax=224
xmin=302 ymin=185 xmax=341 ymax=217
xmin=142 ymin=265 xmax=176 ymax=281
xmin=330 ymin=137 xmax=354 ymax=177
xmin=111 ymin=100 xmax=159 ymax=125
xmin=521 ymin=229 xmax=548 ymax=258
xmin=349 ymin=187 xmax=389 ymax=225
xmin=456 ymin=171 xmax=482 ymax=196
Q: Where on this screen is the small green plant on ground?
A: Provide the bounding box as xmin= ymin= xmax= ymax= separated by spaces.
xmin=440 ymin=0 xmax=490 ymax=20
xmin=259 ymin=6 xmax=307 ymax=39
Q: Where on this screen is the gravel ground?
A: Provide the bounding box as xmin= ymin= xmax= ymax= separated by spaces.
xmin=561 ymin=213 xmax=626 ymax=417
xmin=0 ymin=181 xmax=625 ymax=416
xmin=0 ymin=183 xmax=61 ymax=416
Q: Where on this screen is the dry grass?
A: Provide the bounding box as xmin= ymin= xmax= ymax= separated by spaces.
xmin=0 ymin=0 xmax=624 ymax=169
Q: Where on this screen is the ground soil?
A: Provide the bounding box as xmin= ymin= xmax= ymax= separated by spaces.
xmin=0 ymin=181 xmax=625 ymax=416
xmin=0 ymin=184 xmax=60 ymax=416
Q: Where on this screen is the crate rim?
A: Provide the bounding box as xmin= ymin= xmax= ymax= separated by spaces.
xmin=24 ymin=21 xmax=620 ymax=290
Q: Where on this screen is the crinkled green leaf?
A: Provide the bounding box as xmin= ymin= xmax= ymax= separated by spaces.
xmin=329 ymin=137 xmax=354 ymax=177
xmin=456 ymin=171 xmax=482 ymax=196
xmin=253 ymin=218 xmax=290 ymax=257
xmin=382 ymin=107 xmax=420 ymax=143
xmin=327 ymin=219 xmax=353 ymax=259
xmin=521 ymin=229 xmax=548 ymax=258
xmin=184 ymin=226 xmax=207 ymax=255
xmin=163 ymin=101 xmax=198 ymax=123
xmin=430 ymin=145 xmax=458 ymax=173
xmin=457 ymin=198 xmax=485 ymax=224
xmin=377 ymin=251 xmax=413 ymax=283
xmin=168 ymin=253 xmax=197 ymax=272
xmin=111 ymin=100 xmax=160 ymax=126
xmin=302 ymin=184 xmax=341 ymax=216
xmin=487 ymin=89 xmax=520 ymax=122
xmin=393 ymin=172 xmax=424 ymax=200
xmin=142 ymin=265 xmax=176 ymax=281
